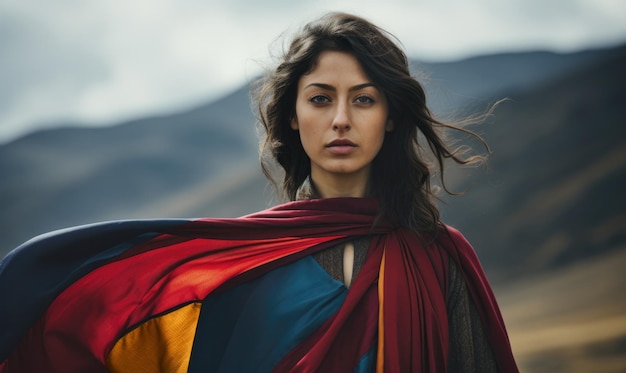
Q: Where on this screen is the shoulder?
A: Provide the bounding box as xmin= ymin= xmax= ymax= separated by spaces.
xmin=433 ymin=225 xmax=485 ymax=271
xmin=437 ymin=224 xmax=474 ymax=251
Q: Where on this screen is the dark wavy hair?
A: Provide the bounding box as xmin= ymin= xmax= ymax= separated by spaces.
xmin=253 ymin=12 xmax=492 ymax=232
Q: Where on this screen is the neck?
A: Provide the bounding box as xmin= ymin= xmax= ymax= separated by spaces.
xmin=310 ymin=172 xmax=370 ymax=198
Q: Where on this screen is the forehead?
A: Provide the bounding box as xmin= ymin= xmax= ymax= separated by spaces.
xmin=298 ymin=50 xmax=371 ymax=87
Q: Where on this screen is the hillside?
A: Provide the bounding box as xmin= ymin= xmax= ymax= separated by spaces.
xmin=0 ymin=86 xmax=259 ymax=252
xmin=436 ymin=48 xmax=626 ymax=371
xmin=2 ymin=45 xmax=622 ymax=256
xmin=438 ymin=45 xmax=626 ymax=280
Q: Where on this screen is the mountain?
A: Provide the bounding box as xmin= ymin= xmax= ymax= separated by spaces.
xmin=427 ymin=46 xmax=626 ymax=371
xmin=0 ymin=44 xmax=623 ymax=266
xmin=438 ymin=45 xmax=626 ymax=280
xmin=0 ymin=85 xmax=260 ymax=253
xmin=416 ymin=46 xmax=622 ymax=116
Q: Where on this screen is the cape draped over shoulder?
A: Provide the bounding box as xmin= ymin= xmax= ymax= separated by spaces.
xmin=0 ymin=198 xmax=518 ymax=372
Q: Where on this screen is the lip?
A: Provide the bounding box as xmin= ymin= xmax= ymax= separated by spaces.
xmin=326 ymin=139 xmax=357 ymax=155
xmin=327 ymin=139 xmax=356 ymax=147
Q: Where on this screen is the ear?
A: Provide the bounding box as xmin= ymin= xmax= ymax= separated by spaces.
xmin=290 ymin=117 xmax=299 ymax=130
xmin=385 ymin=119 xmax=394 ymax=132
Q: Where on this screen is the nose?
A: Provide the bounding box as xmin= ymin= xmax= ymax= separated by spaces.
xmin=332 ymin=102 xmax=351 ymax=131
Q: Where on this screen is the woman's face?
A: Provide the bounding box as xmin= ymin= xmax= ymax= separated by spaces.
xmin=292 ymin=50 xmax=392 ymax=196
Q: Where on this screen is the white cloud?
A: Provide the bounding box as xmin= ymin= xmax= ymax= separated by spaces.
xmin=0 ymin=0 xmax=625 ymax=142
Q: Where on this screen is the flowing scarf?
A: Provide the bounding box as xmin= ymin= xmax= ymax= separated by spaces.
xmin=0 ymin=198 xmax=518 ymax=372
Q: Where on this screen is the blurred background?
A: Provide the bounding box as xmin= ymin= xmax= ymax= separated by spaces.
xmin=1 ymin=1 xmax=625 ymax=371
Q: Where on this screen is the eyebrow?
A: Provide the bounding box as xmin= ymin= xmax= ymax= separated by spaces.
xmin=304 ymin=82 xmax=378 ymax=92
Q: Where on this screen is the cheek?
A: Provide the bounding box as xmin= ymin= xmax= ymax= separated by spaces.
xmin=295 ymin=112 xmax=323 ymax=142
xmin=297 ymin=126 xmax=321 ymax=154
xmin=294 ymin=119 xmax=317 ymax=154
xmin=368 ymin=123 xmax=390 ymax=158
xmin=373 ymin=132 xmax=386 ymax=155
xmin=370 ymin=117 xmax=390 ymax=146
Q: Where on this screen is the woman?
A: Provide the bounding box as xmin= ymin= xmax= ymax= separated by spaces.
xmin=253 ymin=12 xmax=516 ymax=372
xmin=0 ymin=12 xmax=517 ymax=373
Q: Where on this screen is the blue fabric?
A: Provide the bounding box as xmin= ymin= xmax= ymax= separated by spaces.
xmin=188 ymin=256 xmax=349 ymax=373
xmin=354 ymin=347 xmax=376 ymax=373
xmin=0 ymin=219 xmax=188 ymax=361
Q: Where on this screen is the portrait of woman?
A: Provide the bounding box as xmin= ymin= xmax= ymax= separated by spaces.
xmin=0 ymin=12 xmax=518 ymax=372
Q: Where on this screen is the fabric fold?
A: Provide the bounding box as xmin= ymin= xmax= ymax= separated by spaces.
xmin=0 ymin=198 xmax=518 ymax=372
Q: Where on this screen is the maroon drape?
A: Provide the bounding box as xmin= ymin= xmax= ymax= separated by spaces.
xmin=1 ymin=198 xmax=518 ymax=372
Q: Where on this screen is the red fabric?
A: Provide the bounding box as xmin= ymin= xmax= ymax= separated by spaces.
xmin=273 ymin=236 xmax=385 ymax=372
xmin=439 ymin=226 xmax=519 ymax=372
xmin=272 ymin=205 xmax=519 ymax=372
xmin=1 ymin=198 xmax=518 ymax=372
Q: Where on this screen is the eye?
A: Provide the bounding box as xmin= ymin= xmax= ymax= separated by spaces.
xmin=354 ymin=95 xmax=374 ymax=104
xmin=309 ymin=95 xmax=330 ymax=104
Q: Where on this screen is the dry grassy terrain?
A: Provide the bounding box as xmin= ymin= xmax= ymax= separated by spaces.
xmin=498 ymin=246 xmax=626 ymax=372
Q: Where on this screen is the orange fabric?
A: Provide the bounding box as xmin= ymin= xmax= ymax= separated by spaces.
xmin=106 ymin=302 xmax=202 ymax=373
xmin=0 ymin=199 xmax=518 ymax=372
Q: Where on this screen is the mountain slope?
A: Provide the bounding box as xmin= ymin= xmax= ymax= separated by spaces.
xmin=0 ymin=86 xmax=259 ymax=252
xmin=438 ymin=46 xmax=626 ymax=280
xmin=0 ymin=44 xmax=623 ymax=259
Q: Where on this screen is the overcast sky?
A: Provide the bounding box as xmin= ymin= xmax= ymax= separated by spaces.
xmin=1 ymin=0 xmax=625 ymax=143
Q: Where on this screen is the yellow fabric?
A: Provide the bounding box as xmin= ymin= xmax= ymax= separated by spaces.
xmin=106 ymin=302 xmax=202 ymax=373
xmin=376 ymin=249 xmax=386 ymax=373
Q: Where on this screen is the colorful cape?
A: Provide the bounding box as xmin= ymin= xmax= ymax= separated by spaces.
xmin=0 ymin=198 xmax=518 ymax=372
